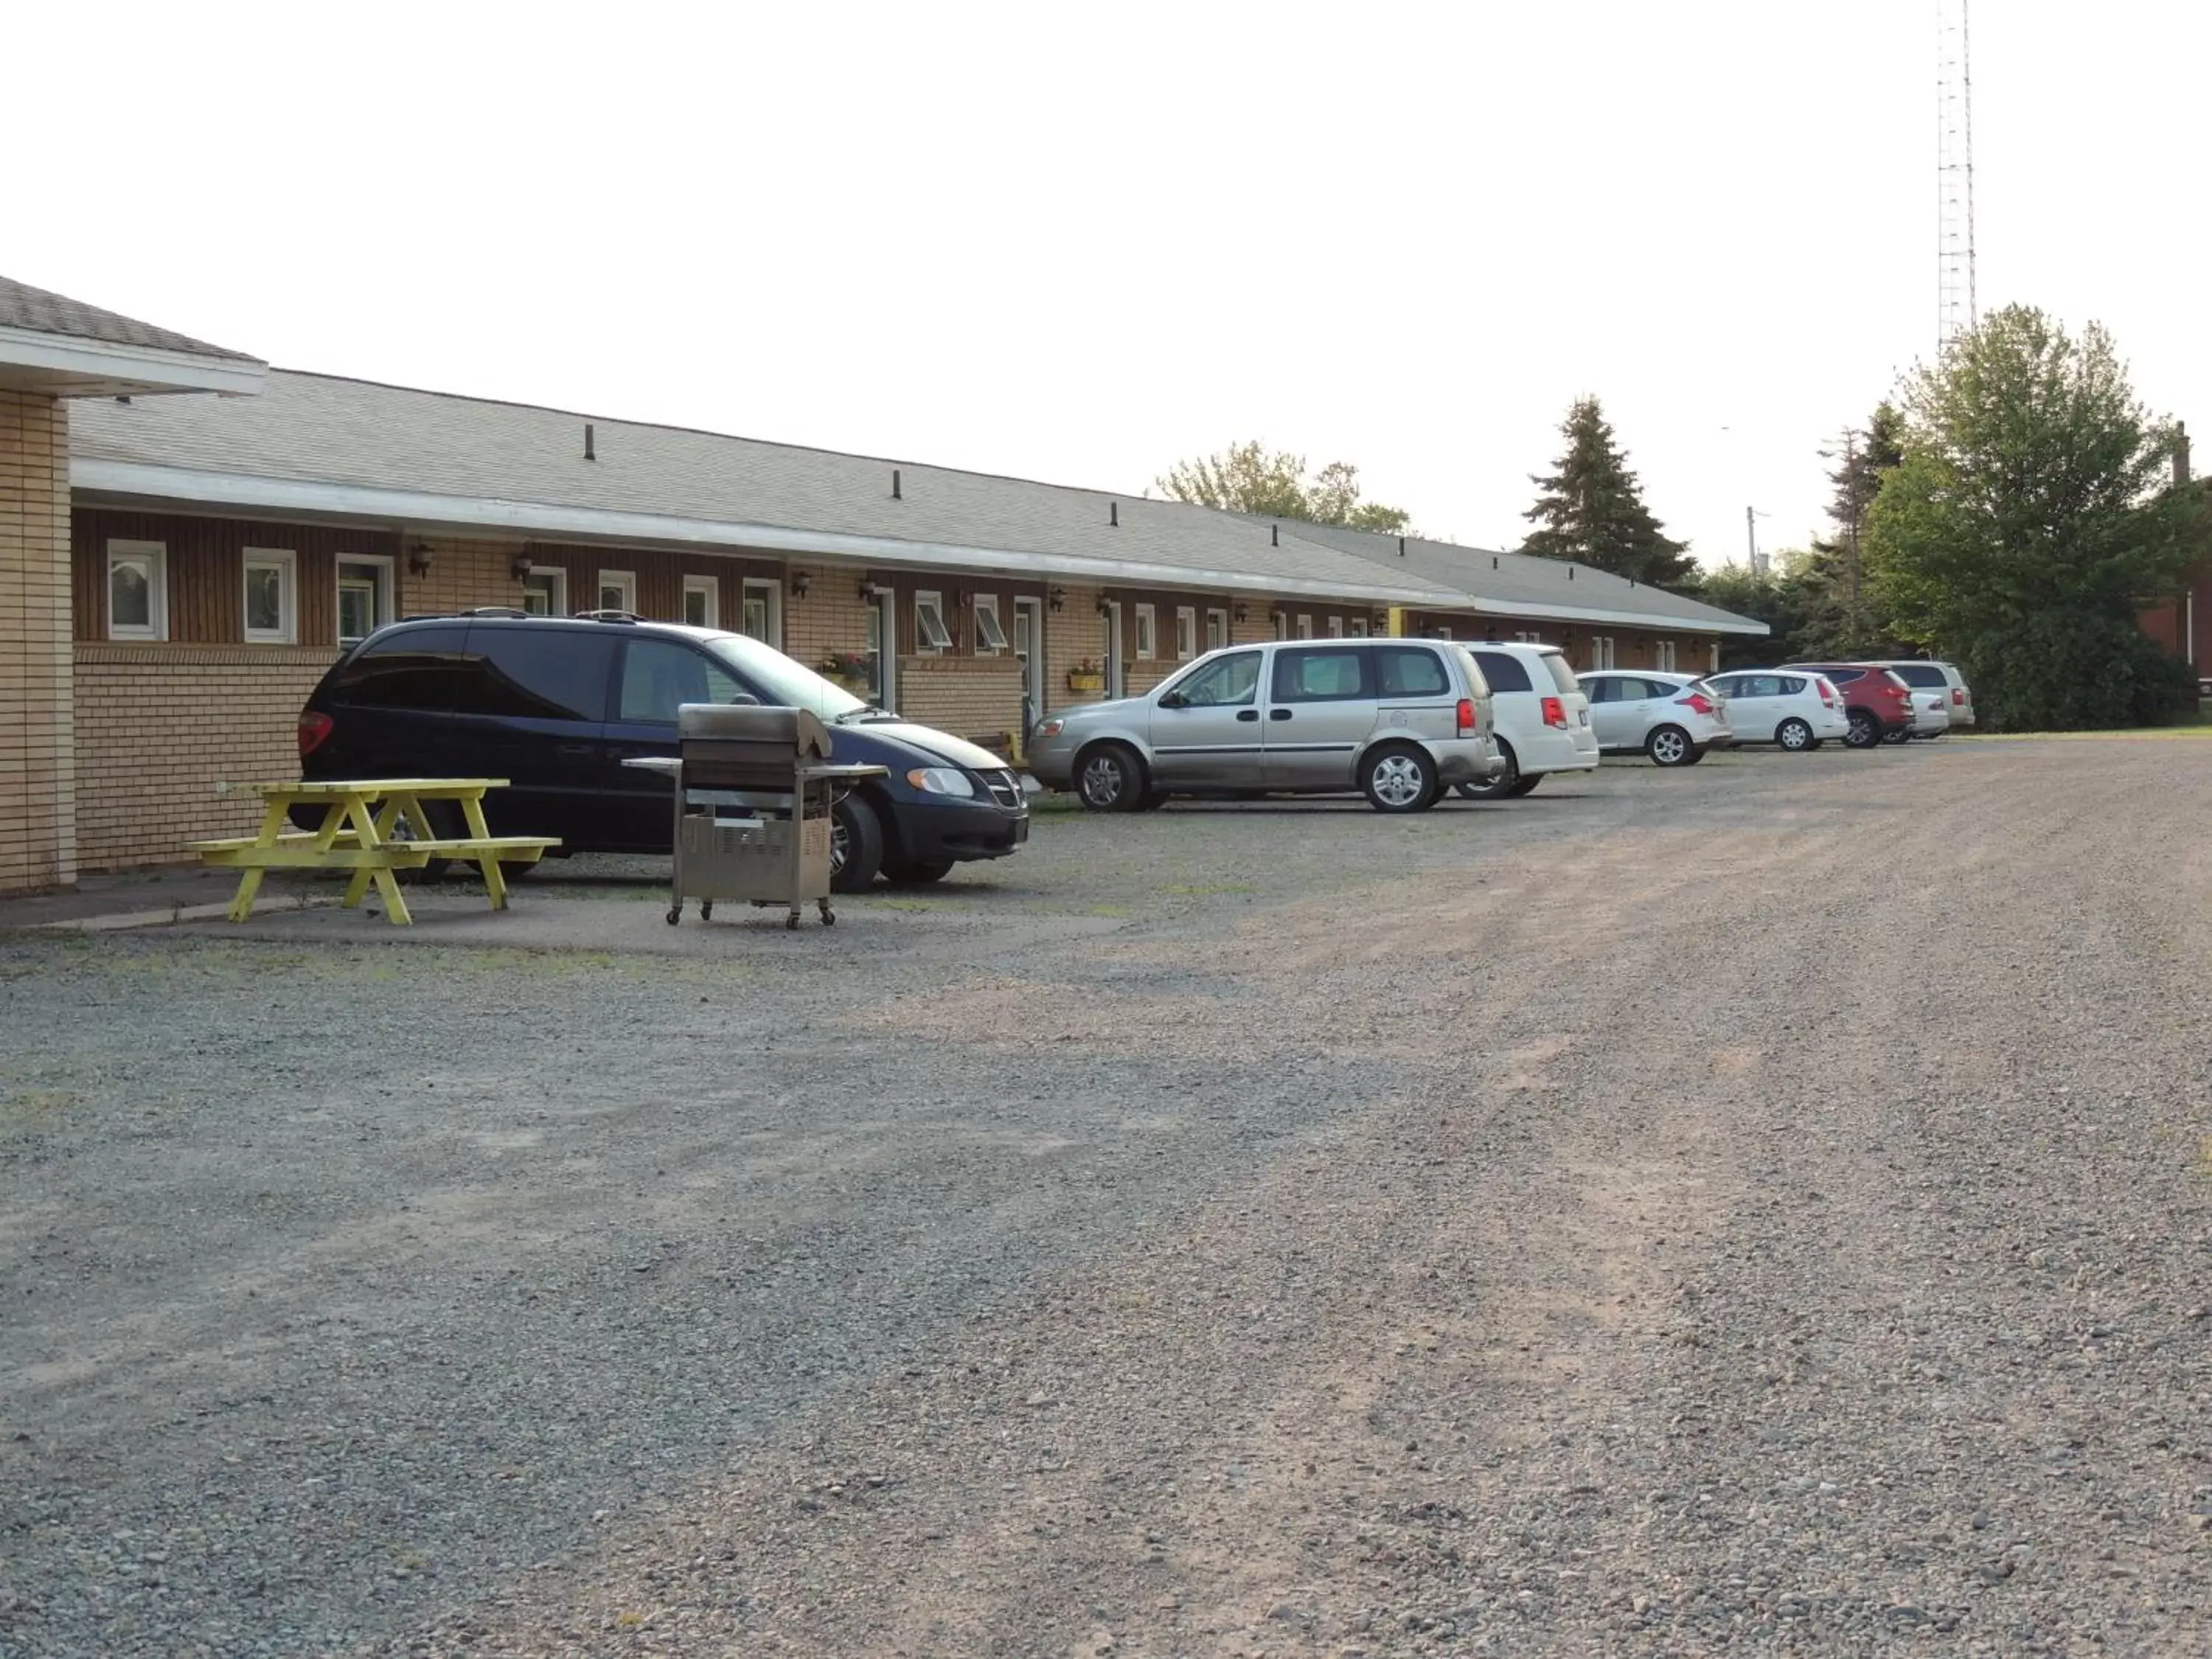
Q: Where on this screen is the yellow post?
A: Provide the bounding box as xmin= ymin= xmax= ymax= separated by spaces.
xmin=1385 ymin=607 xmax=1405 ymax=639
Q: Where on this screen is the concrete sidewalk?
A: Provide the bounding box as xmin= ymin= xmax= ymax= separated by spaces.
xmin=0 ymin=865 xmax=347 ymax=932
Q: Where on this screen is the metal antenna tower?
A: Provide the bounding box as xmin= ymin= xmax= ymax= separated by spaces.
xmin=1936 ymin=0 xmax=1978 ymax=347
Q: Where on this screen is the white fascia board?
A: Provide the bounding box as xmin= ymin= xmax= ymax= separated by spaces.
xmin=1443 ymin=592 xmax=1770 ymax=635
xmin=67 ymin=460 xmax=1461 ymax=607
xmin=0 ymin=327 xmax=266 ymax=397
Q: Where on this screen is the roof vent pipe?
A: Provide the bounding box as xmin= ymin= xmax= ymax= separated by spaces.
xmin=1492 ymin=555 xmax=1499 ymax=569
xmin=584 ymin=423 xmax=596 ymax=461
xmin=1271 ymin=523 xmax=1279 ymax=547
xmin=1397 ymin=536 xmax=1405 ymax=556
xmin=1110 ymin=501 xmax=1119 ymax=527
xmin=891 ymin=468 xmax=902 ymax=501
xmin=1568 ymin=565 xmax=1575 ymax=580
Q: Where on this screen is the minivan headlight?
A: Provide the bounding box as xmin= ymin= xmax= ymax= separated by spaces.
xmin=905 ymin=767 xmax=976 ymax=796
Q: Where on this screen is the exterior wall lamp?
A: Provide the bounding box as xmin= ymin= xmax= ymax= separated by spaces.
xmin=510 ymin=554 xmax=534 ymax=581
xmin=1233 ymin=603 xmax=1249 ymax=623
xmin=407 ymin=543 xmax=434 ymax=577
xmin=790 ymin=570 xmax=813 ymax=599
xmin=1048 ymin=587 xmax=1065 ymax=613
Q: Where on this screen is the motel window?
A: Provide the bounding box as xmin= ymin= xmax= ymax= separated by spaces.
xmin=107 ymin=540 xmax=168 ymax=641
xmin=1272 ymin=612 xmax=1287 ymax=641
xmin=914 ymin=591 xmax=953 ymax=653
xmin=596 ymin=570 xmax=638 ymax=614
xmin=520 ymin=567 xmax=566 ymax=618
xmin=338 ymin=555 xmax=395 ymax=644
xmin=683 ymin=575 xmax=718 ymax=628
xmin=742 ymin=577 xmax=780 ymax=645
xmin=1589 ymin=636 xmax=1615 ymax=672
xmin=242 ymin=547 xmax=296 ymax=644
xmin=971 ymin=593 xmax=1009 ymax=654
xmin=1656 ymin=639 xmax=1678 ymax=672
xmin=1295 ymin=614 xmax=1313 ymax=640
xmin=1349 ymin=616 xmax=1368 ymax=639
xmin=1175 ymin=606 xmax=1197 ymax=660
xmin=1206 ymin=608 xmax=1228 ymax=650
xmin=1325 ymin=616 xmax=1344 ymax=639
xmin=1134 ymin=603 xmax=1157 ymax=660
xmin=1433 ymin=624 xmax=1453 ymax=641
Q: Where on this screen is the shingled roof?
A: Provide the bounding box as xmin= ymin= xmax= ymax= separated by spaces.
xmin=0 ymin=275 xmax=257 ymax=362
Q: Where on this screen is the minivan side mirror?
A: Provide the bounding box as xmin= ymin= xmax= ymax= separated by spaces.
xmin=726 ymin=692 xmax=761 ymax=706
xmin=1158 ymin=689 xmax=1188 ymax=709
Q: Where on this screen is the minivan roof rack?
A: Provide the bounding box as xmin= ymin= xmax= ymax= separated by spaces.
xmin=462 ymin=606 xmax=530 ymax=619
xmin=573 ymin=610 xmax=642 ymax=624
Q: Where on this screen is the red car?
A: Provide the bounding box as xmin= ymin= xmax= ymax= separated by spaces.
xmin=1782 ymin=663 xmax=1917 ymax=749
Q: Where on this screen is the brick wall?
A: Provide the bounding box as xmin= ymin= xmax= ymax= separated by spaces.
xmin=1042 ymin=584 xmax=1106 ymax=714
xmin=402 ymin=535 xmax=525 ymax=616
xmin=72 ymin=644 xmax=338 ymax=872
xmin=0 ymin=393 xmax=74 ymax=894
xmin=785 ymin=562 xmax=879 ymax=677
xmin=894 ymin=656 xmax=1026 ymax=758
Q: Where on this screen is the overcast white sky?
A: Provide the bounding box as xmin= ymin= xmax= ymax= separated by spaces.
xmin=11 ymin=1 xmax=2207 ymax=566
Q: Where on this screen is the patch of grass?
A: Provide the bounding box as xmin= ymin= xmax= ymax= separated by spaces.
xmin=1161 ymin=883 xmax=1256 ymax=897
xmin=0 ymin=1088 xmax=76 ymax=1131
xmin=1026 ymin=793 xmax=1082 ymax=815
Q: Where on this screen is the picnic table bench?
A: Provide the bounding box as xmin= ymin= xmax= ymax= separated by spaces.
xmin=189 ymin=779 xmax=559 ymax=925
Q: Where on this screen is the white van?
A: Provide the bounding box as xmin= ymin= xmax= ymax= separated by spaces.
xmin=1454 ymin=643 xmax=1601 ymax=798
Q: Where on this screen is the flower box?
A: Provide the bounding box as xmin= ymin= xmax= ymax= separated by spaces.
xmin=1065 ymin=671 xmax=1104 ymax=692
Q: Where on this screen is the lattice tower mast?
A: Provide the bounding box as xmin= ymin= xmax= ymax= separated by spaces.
xmin=1936 ymin=0 xmax=1978 ymax=347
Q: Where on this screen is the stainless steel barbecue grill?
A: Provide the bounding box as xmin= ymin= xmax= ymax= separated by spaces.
xmin=623 ymin=703 xmax=887 ymax=930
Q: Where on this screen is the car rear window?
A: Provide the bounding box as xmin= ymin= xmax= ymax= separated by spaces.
xmin=327 ymin=624 xmax=467 ymax=712
xmin=1891 ymin=663 xmax=1947 ymax=688
xmin=1374 ymin=646 xmax=1450 ymax=698
xmin=1538 ymin=652 xmax=1581 ymax=695
xmin=1471 ymin=650 xmax=1533 ymax=693
xmin=1779 ymin=675 xmax=1806 ymax=694
xmin=1820 ymin=667 xmax=1865 ymax=684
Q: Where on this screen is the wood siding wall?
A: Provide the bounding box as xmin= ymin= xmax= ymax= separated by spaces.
xmin=72 ymin=509 xmax=400 ymax=647
xmin=521 ymin=542 xmax=783 ymax=625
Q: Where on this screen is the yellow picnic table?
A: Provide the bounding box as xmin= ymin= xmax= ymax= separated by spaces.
xmin=188 ymin=779 xmax=560 ymax=925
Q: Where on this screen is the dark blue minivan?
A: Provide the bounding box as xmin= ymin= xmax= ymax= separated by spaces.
xmin=295 ymin=612 xmax=1029 ymax=888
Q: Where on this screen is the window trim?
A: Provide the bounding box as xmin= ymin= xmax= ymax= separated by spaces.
xmin=106 ymin=539 xmax=169 ymax=641
xmin=1348 ymin=616 xmax=1368 ymax=639
xmin=1295 ymin=614 xmax=1314 ymax=640
xmin=1134 ymin=602 xmax=1158 ymax=661
xmin=518 ymin=565 xmax=567 ymax=619
xmin=682 ymin=574 xmax=719 ymax=629
xmin=1175 ymin=605 xmax=1197 ymax=661
xmin=914 ymin=589 xmax=953 ymax=653
xmin=595 ymin=568 xmax=638 ymax=615
xmin=336 ymin=553 xmax=396 ymax=645
xmin=241 ymin=546 xmax=296 ymax=644
xmin=1205 ymin=607 xmax=1228 ymax=651
xmin=740 ymin=575 xmax=782 ymax=647
xmin=972 ymin=592 xmax=1009 ymax=654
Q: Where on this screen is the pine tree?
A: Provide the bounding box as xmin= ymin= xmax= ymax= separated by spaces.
xmin=1520 ymin=397 xmax=1692 ymax=585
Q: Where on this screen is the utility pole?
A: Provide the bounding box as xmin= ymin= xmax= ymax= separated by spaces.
xmin=1745 ymin=506 xmax=1771 ymax=577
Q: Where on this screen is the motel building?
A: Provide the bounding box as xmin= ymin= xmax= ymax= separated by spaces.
xmin=0 ymin=274 xmax=1769 ymax=896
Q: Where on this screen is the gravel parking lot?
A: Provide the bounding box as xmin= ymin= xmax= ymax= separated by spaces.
xmin=4 ymin=740 xmax=2211 ymax=1656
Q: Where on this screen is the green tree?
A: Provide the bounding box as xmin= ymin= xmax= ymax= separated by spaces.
xmin=1520 ymin=397 xmax=1693 ymax=585
xmin=1866 ymin=305 xmax=2199 ymax=729
xmin=1799 ymin=404 xmax=1907 ymax=658
xmin=1681 ymin=559 xmax=1809 ymax=669
xmin=1156 ymin=441 xmax=1411 ymax=532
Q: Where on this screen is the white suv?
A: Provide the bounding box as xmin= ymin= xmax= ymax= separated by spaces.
xmin=1454 ymin=643 xmax=1601 ymax=798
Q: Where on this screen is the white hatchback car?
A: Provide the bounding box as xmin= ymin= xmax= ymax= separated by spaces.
xmin=1579 ymin=670 xmax=1733 ymax=766
xmin=1454 ymin=643 xmax=1601 ymax=798
xmin=1705 ymin=669 xmax=1851 ymax=751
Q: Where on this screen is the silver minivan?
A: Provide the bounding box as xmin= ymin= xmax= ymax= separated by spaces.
xmin=1026 ymin=638 xmax=1503 ymax=813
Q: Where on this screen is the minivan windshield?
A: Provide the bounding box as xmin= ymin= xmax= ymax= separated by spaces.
xmin=1538 ymin=651 xmax=1581 ymax=695
xmin=703 ymin=632 xmax=869 ymax=718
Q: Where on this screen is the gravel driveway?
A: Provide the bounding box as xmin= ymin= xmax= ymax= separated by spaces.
xmin=3 ymin=741 xmax=2209 ymax=1656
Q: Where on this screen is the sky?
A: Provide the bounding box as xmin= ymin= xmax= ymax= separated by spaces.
xmin=10 ymin=1 xmax=2208 ymax=568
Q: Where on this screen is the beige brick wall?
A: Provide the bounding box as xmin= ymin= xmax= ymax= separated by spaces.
xmin=0 ymin=392 xmax=74 ymax=894
xmin=72 ymin=645 xmax=338 ymax=872
xmin=894 ymin=656 xmax=1026 ymax=757
xmin=402 ymin=534 xmax=526 ymax=616
xmin=785 ymin=562 xmax=877 ymax=675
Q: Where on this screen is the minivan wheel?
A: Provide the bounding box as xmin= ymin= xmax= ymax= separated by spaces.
xmin=1363 ymin=744 xmax=1437 ymax=813
xmin=1645 ymin=724 xmax=1693 ymax=767
xmin=1075 ymin=743 xmax=1145 ymax=811
xmin=1504 ymin=773 xmax=1543 ymax=797
xmin=830 ymin=793 xmax=886 ymax=891
xmin=1454 ymin=740 xmax=1518 ymax=801
xmin=1776 ymin=717 xmax=1813 ymax=751
xmin=1844 ymin=710 xmax=1880 ymax=748
xmin=883 ymin=859 xmax=953 ymax=885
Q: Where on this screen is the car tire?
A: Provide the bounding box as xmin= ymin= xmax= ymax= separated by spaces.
xmin=1133 ymin=789 xmax=1170 ymax=812
xmin=1454 ymin=740 xmax=1518 ymax=800
xmin=1645 ymin=724 xmax=1694 ymax=767
xmin=1683 ymin=745 xmax=1708 ymax=765
xmin=1882 ymin=724 xmax=1912 ymax=746
xmin=1844 ymin=710 xmax=1881 ymax=748
xmin=882 ymin=859 xmax=954 ymax=885
xmin=1362 ymin=743 xmax=1436 ymax=813
xmin=1776 ymin=717 xmax=1814 ymax=752
xmin=1074 ymin=743 xmax=1146 ymax=812
xmin=1504 ymin=773 xmax=1543 ymax=797
xmin=830 ymin=792 xmax=886 ymax=891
